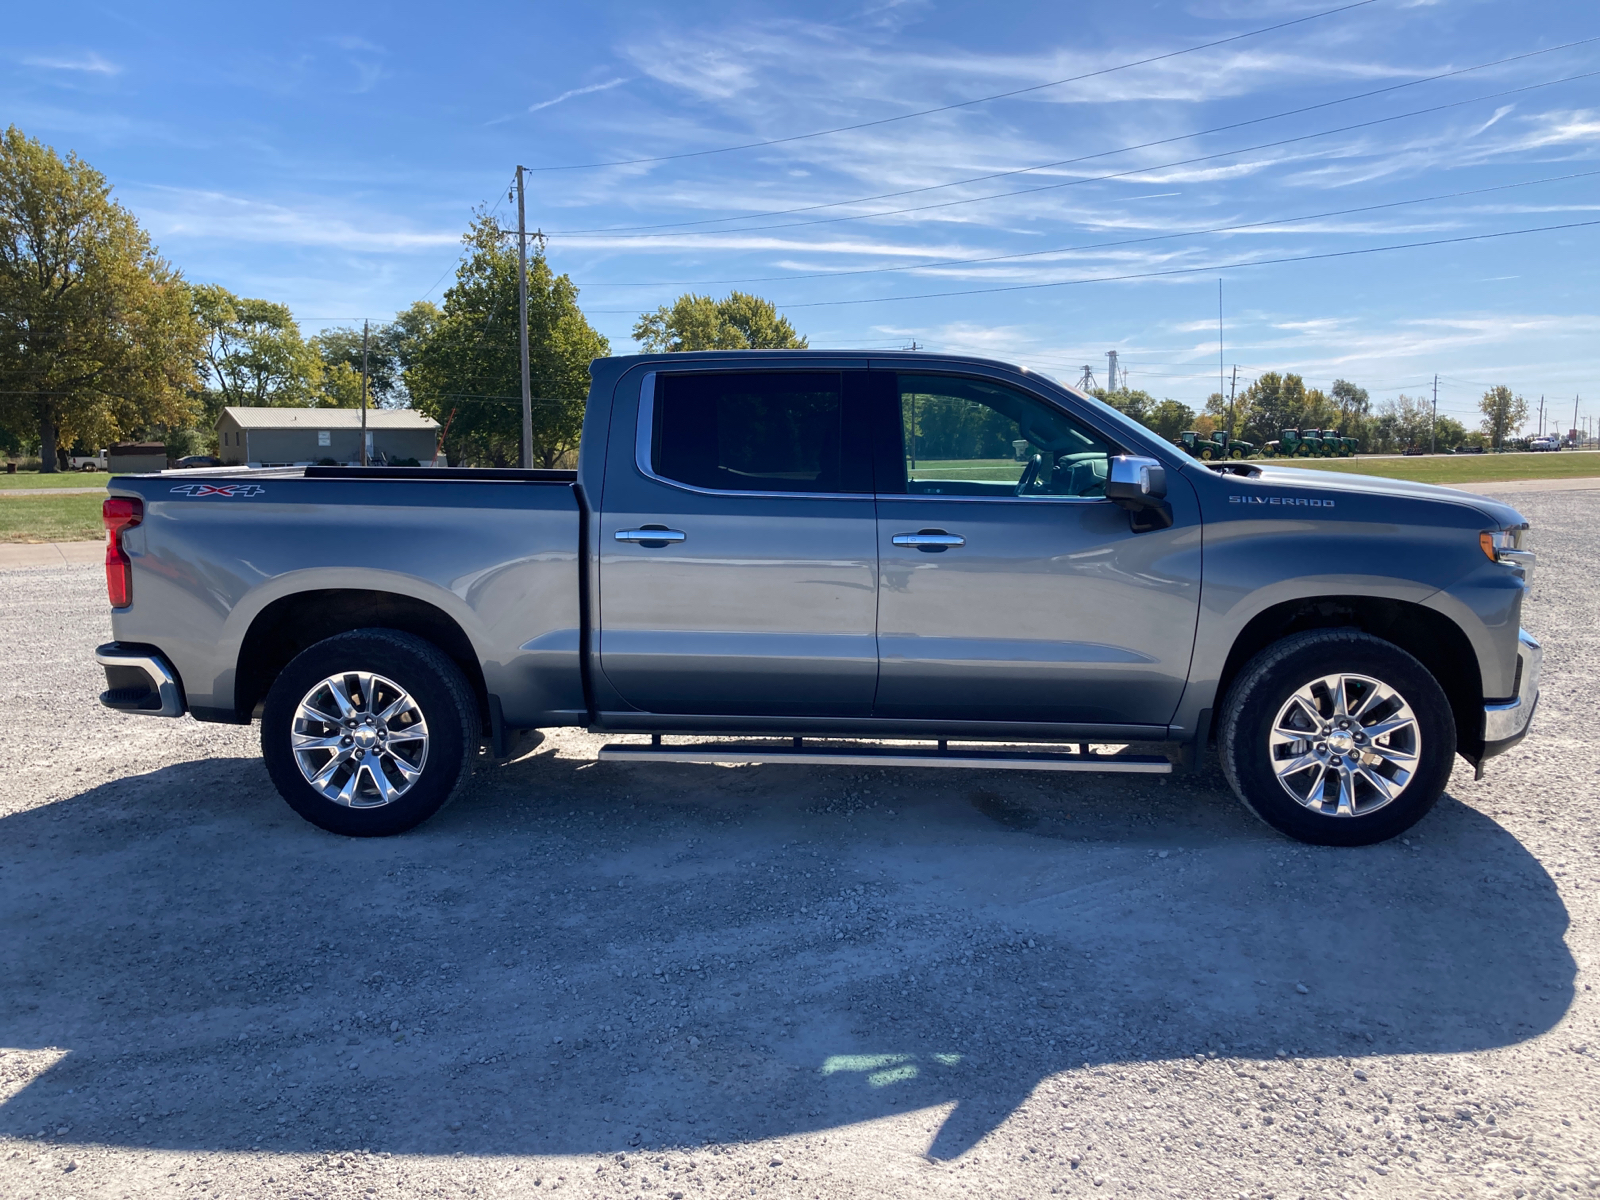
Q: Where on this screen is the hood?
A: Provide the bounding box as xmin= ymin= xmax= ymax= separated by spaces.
xmin=1240 ymin=464 xmax=1529 ymax=528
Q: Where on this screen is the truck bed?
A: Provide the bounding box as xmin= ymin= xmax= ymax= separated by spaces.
xmin=106 ymin=465 xmax=586 ymax=729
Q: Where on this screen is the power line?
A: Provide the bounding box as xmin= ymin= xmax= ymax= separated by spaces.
xmin=566 ymin=168 xmax=1600 ymax=290
xmin=523 ymin=0 xmax=1379 ymax=172
xmin=546 ymin=36 xmax=1600 ymax=237
xmin=545 ymin=69 xmax=1600 ymax=242
xmin=417 ymin=172 xmax=515 ymax=304
xmin=766 ymin=217 xmax=1600 ymax=309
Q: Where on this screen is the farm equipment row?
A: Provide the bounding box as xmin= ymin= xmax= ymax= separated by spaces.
xmin=1178 ymin=428 xmax=1359 ymax=460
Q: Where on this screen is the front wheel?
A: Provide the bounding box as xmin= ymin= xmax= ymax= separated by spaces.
xmin=1218 ymin=629 xmax=1456 ymax=846
xmin=261 ymin=629 xmax=477 ymax=836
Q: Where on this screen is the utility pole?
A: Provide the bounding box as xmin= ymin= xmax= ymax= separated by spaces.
xmin=1227 ymin=365 xmax=1238 ymax=440
xmin=1537 ymin=395 xmax=1544 ymax=439
xmin=516 ymin=165 xmax=533 ymax=471
xmin=1430 ymin=374 xmax=1438 ymax=454
xmin=360 ymin=319 xmax=370 ymax=467
xmin=1574 ymin=394 xmax=1582 ymax=446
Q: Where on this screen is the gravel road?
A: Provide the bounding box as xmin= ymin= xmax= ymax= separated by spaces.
xmin=2 ymin=489 xmax=1597 ymax=1200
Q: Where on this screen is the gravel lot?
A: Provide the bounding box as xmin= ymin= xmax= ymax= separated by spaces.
xmin=2 ymin=489 xmax=1597 ymax=1200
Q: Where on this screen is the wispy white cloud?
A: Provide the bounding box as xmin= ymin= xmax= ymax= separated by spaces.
xmin=23 ymin=51 xmax=118 ymax=75
xmin=129 ymin=186 xmax=458 ymax=252
xmin=530 ymin=77 xmax=630 ymax=113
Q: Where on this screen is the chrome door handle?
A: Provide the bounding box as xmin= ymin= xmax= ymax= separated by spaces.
xmin=892 ymin=531 xmax=965 ymax=547
xmin=615 ymin=528 xmax=686 ymax=543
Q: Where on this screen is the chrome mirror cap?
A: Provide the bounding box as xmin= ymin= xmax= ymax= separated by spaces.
xmin=1106 ymin=455 xmax=1167 ymax=502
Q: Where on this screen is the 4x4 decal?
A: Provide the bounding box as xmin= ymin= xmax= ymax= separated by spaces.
xmin=169 ymin=483 xmax=266 ymax=498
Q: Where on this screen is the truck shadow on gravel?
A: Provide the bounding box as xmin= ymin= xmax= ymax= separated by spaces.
xmin=0 ymin=751 xmax=1574 ymax=1162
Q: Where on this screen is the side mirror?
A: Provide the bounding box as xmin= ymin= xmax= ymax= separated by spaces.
xmin=1105 ymin=455 xmax=1173 ymax=532
xmin=1105 ymin=456 xmax=1167 ymax=504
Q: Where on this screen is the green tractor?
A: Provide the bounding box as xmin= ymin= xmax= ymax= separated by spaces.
xmin=1178 ymin=429 xmax=1225 ymax=460
xmin=1261 ymin=428 xmax=1361 ymax=458
xmin=1307 ymin=429 xmax=1356 ymax=457
xmin=1263 ymin=428 xmax=1311 ymax=457
xmin=1302 ymin=429 xmax=1335 ymax=456
xmin=1179 ymin=429 xmax=1255 ymax=460
xmin=1214 ymin=430 xmax=1255 ymax=459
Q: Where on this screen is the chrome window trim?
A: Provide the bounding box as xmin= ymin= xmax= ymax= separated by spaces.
xmin=631 ymin=365 xmax=1115 ymax=505
xmin=881 ymin=492 xmax=1109 ymax=506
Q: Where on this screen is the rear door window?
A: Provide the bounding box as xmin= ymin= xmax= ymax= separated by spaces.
xmin=651 ymin=372 xmax=864 ymax=494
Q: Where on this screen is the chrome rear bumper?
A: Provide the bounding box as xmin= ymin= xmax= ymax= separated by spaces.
xmin=95 ymin=642 xmax=186 ymax=718
xmin=1481 ymin=629 xmax=1541 ymax=756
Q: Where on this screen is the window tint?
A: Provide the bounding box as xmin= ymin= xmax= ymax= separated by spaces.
xmin=898 ymin=374 xmax=1113 ymax=499
xmin=652 ymin=372 xmax=847 ymax=493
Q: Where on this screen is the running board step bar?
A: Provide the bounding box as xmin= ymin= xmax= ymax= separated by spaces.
xmin=598 ymin=739 xmax=1171 ymax=774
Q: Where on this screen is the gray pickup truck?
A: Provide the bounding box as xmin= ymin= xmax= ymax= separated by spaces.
xmin=95 ymin=351 xmax=1540 ymax=846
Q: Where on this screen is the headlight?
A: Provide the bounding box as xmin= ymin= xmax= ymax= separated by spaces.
xmin=1480 ymin=526 xmax=1534 ymax=583
xmin=1479 ymin=529 xmax=1515 ymax=560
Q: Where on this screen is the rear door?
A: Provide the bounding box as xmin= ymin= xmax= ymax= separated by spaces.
xmin=597 ymin=368 xmax=880 ymax=717
xmin=873 ymin=370 xmax=1202 ymax=727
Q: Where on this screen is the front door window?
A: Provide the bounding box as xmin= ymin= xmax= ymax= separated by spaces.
xmin=899 ymin=374 xmax=1113 ymax=499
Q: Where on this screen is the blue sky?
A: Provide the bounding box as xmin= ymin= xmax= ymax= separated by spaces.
xmin=7 ymin=0 xmax=1599 ymax=430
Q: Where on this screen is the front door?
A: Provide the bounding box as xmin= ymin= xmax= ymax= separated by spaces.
xmin=874 ymin=371 xmax=1201 ymax=727
xmin=598 ymin=368 xmax=879 ymax=717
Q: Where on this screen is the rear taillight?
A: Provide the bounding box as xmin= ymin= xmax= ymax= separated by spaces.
xmin=103 ymin=496 xmax=143 ymax=608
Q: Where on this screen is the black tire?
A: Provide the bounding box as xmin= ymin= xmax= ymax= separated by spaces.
xmin=1218 ymin=629 xmax=1455 ymax=846
xmin=261 ymin=629 xmax=477 ymax=837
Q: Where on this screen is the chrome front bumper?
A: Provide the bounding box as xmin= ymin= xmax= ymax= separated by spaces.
xmin=1482 ymin=629 xmax=1541 ymax=751
xmin=95 ymin=642 xmax=187 ymax=718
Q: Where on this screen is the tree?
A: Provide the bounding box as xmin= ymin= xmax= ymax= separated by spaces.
xmin=310 ymin=300 xmax=439 ymax=409
xmin=1239 ymin=372 xmax=1309 ymax=445
xmin=192 ymin=285 xmax=324 ymax=426
xmin=633 ymin=291 xmax=806 ymax=352
xmin=1479 ymin=385 xmax=1528 ymax=449
xmin=1331 ymin=379 xmax=1369 ymax=420
xmin=1143 ymin=399 xmax=1195 ymax=442
xmin=1092 ymin=387 xmax=1156 ymax=426
xmin=0 ymin=127 xmax=202 ymax=470
xmin=1434 ymin=414 xmax=1467 ymax=449
xmin=1375 ymin=394 xmax=1435 ymax=450
xmin=406 ymin=217 xmax=608 ymax=468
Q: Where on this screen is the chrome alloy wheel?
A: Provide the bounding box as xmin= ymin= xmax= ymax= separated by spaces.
xmin=291 ymin=671 xmax=429 ymax=807
xmin=1268 ymin=672 xmax=1420 ymax=818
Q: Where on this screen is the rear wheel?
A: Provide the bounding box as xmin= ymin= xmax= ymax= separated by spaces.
xmin=1218 ymin=629 xmax=1455 ymax=846
xmin=261 ymin=629 xmax=477 ymax=836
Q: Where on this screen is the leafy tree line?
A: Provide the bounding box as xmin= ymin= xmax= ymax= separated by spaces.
xmin=1099 ymin=372 xmax=1528 ymax=453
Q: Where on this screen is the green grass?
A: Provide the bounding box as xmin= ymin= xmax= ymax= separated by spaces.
xmin=0 ymin=469 xmax=109 ymax=490
xmin=0 ymin=492 xmax=106 ymax=543
xmin=1264 ymin=450 xmax=1600 ymax=485
xmin=908 ymin=457 xmax=1025 ymax=482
